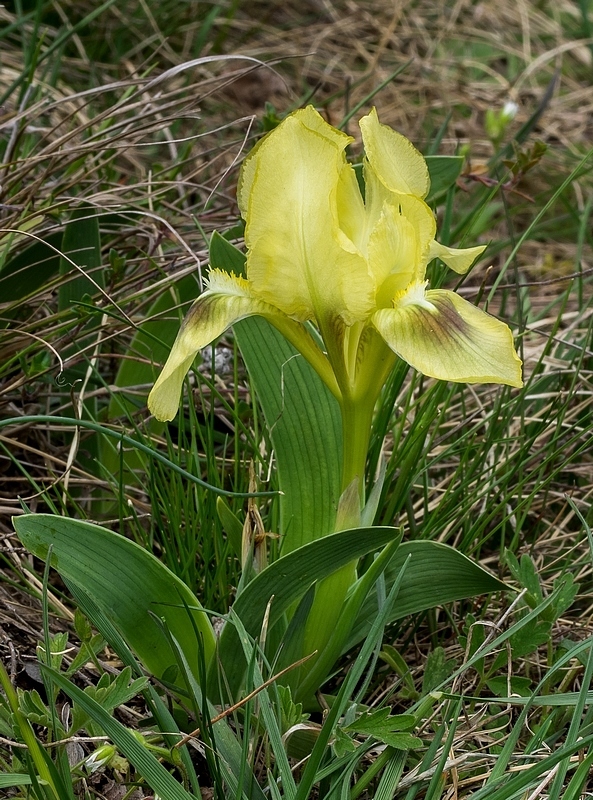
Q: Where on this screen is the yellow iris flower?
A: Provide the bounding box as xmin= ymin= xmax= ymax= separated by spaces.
xmin=148 ymin=106 xmax=522 ymax=422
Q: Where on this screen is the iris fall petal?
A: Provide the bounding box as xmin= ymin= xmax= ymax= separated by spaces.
xmin=372 ymin=287 xmax=523 ymax=387
xmin=148 ymin=271 xmax=277 ymax=421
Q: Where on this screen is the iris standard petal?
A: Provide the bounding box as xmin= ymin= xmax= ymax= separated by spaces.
xmin=369 ymin=207 xmax=420 ymax=305
xmin=369 ymin=194 xmax=436 ymax=285
xmin=238 ymin=107 xmax=350 ymax=217
xmin=148 ymin=270 xmax=274 ymax=421
xmin=428 ymin=240 xmax=487 ymax=274
xmin=360 ymin=107 xmax=430 ymax=198
xmin=372 ymin=285 xmax=523 ymax=386
xmin=243 ymin=108 xmax=373 ymax=324
xmin=335 ymin=161 xmax=366 ymax=251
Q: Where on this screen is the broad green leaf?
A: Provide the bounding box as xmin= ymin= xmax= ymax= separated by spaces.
xmin=99 ymin=272 xmax=201 ymax=503
xmin=485 ymin=676 xmax=532 ymax=697
xmin=332 ymin=727 xmax=357 ymax=757
xmin=39 ymin=665 xmax=199 ymax=800
xmin=425 ymin=155 xmax=464 ymax=201
xmin=345 ymin=708 xmax=416 ymax=733
xmin=273 ymin=585 xmax=315 ymax=675
xmin=64 ymin=582 xmax=201 ymax=796
xmin=18 ymin=689 xmax=52 ymax=728
xmin=209 ymin=229 xmax=247 ymax=275
xmin=422 ymin=646 xmax=455 ymax=694
xmin=507 ymin=619 xmax=550 ymax=659
xmin=209 ymin=233 xmax=343 ymax=554
xmin=364 ymin=730 xmax=421 ymax=750
xmin=0 ymin=231 xmax=62 ymax=305
xmin=58 ymin=207 xmax=103 ymax=311
xmin=216 ymin=525 xmax=400 ymax=696
xmin=236 ymin=318 xmax=342 ymax=552
xmin=344 ymin=540 xmax=507 ymax=652
xmin=56 ymin=208 xmax=104 ymax=479
xmin=370 ymin=749 xmax=407 ymax=799
xmin=13 ymin=515 xmax=216 ymax=687
xmin=70 ymin=668 xmax=149 ymax=735
xmin=0 ymin=775 xmax=35 ymax=788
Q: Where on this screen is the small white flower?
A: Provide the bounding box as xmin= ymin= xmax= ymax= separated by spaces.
xmin=502 ymin=100 xmax=519 ymax=121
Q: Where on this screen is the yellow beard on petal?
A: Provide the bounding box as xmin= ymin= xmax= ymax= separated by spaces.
xmin=393 ymin=280 xmax=435 ymax=312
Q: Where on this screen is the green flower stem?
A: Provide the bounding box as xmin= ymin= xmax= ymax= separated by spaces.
xmin=339 ymin=394 xmax=375 ymax=498
xmin=297 ymin=393 xmax=375 ymax=700
xmin=301 ymin=562 xmax=357 ymax=681
xmin=292 ymin=330 xmax=393 ymax=700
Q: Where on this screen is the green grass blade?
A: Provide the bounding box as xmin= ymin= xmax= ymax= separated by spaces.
xmin=0 ymin=775 xmax=35 ymax=788
xmin=38 ymin=665 xmax=199 ymax=800
xmin=467 ymin=733 xmax=593 ymax=800
xmin=488 ymin=146 xmax=593 ymax=298
xmin=293 ymin=556 xmax=411 ymax=800
xmin=559 ymin=747 xmax=593 ymax=800
xmin=226 ymin=609 xmax=298 ymax=800
xmin=0 ymin=659 xmax=61 ymax=800
xmin=0 ymin=415 xmax=272 ymax=499
xmin=424 ymin=698 xmax=463 ymax=800
xmin=371 ymin=749 xmax=407 ymax=800
xmin=216 ymin=497 xmax=243 ymax=559
xmin=481 ymin=636 xmax=593 ymax=785
xmin=157 ymin=618 xmax=267 ymax=800
xmin=548 ymin=639 xmax=593 ymax=798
